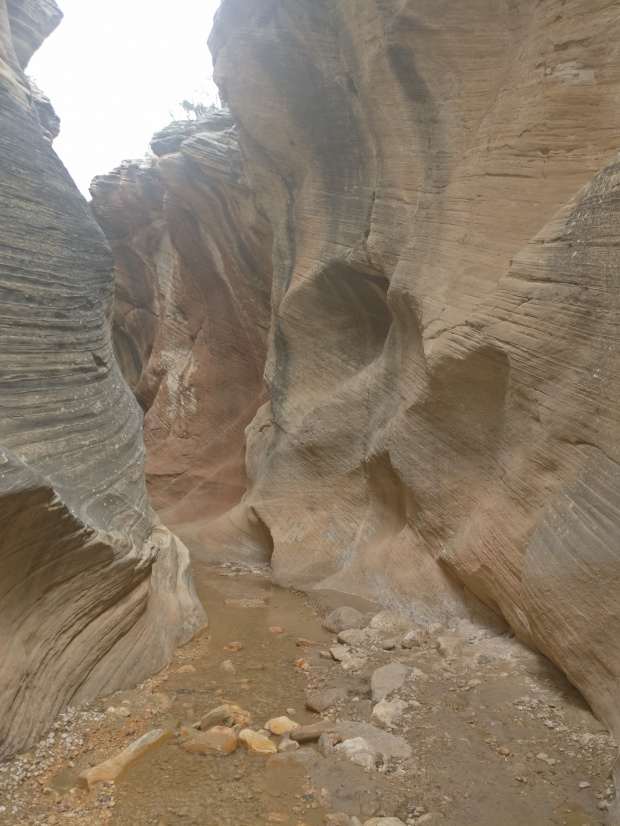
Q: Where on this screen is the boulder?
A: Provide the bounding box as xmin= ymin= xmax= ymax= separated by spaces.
xmin=323 ymin=607 xmax=366 ymax=634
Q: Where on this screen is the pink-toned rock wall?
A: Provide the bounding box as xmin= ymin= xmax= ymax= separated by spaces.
xmin=91 ymin=116 xmax=273 ymax=547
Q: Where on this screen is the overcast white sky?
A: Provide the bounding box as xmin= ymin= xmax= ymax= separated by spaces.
xmin=28 ymin=0 xmax=221 ymax=196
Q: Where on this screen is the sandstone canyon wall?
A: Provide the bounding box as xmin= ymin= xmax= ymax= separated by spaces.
xmin=0 ymin=0 xmax=205 ymax=759
xmin=90 ymin=114 xmax=273 ymax=549
xmin=94 ymin=0 xmax=619 ymax=813
xmin=206 ymin=0 xmax=620 ymax=803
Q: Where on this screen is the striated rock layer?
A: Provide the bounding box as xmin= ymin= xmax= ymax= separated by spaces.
xmin=203 ymin=0 xmax=620 ymax=807
xmin=90 ymin=113 xmax=273 ymax=548
xmin=0 ymin=0 xmax=204 ymax=758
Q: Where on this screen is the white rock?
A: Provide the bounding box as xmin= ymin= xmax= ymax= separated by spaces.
xmin=338 ymin=737 xmax=376 ymax=759
xmin=371 ymin=699 xmax=408 ymax=729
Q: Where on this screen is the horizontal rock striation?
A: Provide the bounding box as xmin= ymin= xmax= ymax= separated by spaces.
xmin=0 ymin=0 xmax=204 ymax=758
xmin=90 ymin=112 xmax=273 ymax=550
xmin=205 ymin=0 xmax=620 ymax=805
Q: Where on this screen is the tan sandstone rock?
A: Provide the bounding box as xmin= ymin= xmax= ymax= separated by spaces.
xmin=238 ymin=728 xmax=277 ymax=755
xmin=180 ymin=726 xmax=238 ymax=756
xmin=76 ymin=729 xmax=173 ymax=788
xmin=0 ymin=0 xmax=204 ymax=760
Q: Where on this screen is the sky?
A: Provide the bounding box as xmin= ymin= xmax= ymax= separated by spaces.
xmin=28 ymin=0 xmax=221 ymax=196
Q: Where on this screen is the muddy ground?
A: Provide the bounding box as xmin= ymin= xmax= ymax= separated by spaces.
xmin=0 ymin=562 xmax=616 ymax=826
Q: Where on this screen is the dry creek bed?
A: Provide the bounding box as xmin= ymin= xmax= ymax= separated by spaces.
xmin=0 ymin=561 xmax=616 ymax=826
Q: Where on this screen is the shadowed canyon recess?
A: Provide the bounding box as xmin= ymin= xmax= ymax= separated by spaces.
xmin=0 ymin=0 xmax=619 ymax=824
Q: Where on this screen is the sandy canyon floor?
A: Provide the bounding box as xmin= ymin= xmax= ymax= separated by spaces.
xmin=0 ymin=563 xmax=616 ymax=826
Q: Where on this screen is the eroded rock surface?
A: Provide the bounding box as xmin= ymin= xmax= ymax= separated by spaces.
xmin=203 ymin=0 xmax=620 ymax=801
xmin=0 ymin=0 xmax=204 ymax=759
xmin=90 ymin=112 xmax=273 ymax=553
xmin=87 ymin=0 xmax=619 ymax=811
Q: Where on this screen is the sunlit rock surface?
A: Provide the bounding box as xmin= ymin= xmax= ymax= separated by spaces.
xmin=205 ymin=0 xmax=620 ymax=794
xmin=90 ymin=113 xmax=273 ymax=549
xmin=0 ymin=0 xmax=204 ymax=758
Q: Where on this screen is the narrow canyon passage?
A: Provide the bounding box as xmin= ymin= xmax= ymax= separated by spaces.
xmin=0 ymin=561 xmax=615 ymax=826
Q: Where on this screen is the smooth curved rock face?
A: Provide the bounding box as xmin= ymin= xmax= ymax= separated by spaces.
xmin=207 ymin=0 xmax=620 ymax=749
xmin=0 ymin=1 xmax=204 ymax=758
xmin=90 ymin=113 xmax=273 ymax=549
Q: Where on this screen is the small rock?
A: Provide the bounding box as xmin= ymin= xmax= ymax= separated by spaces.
xmin=318 ymin=732 xmax=334 ymax=757
xmin=269 ymin=626 xmax=284 ymax=634
xmin=266 ymin=748 xmax=318 ymax=769
xmin=323 ymin=607 xmax=365 ymax=634
xmin=339 ymin=737 xmax=377 ymax=761
xmin=222 ymin=703 xmax=251 ymax=727
xmin=181 ymin=726 xmax=238 ymax=756
xmin=330 ymin=645 xmax=351 ymax=662
xmin=278 ymin=738 xmax=300 ymax=753
xmin=578 ymin=781 xmax=591 ymax=789
xmin=371 ymin=699 xmax=408 ymax=729
xmin=598 ymin=801 xmax=610 ymax=811
xmin=371 ymin=663 xmax=410 ymax=702
xmin=306 ymin=688 xmax=346 ymax=713
xmin=76 ymin=729 xmax=173 ymax=789
xmin=265 ymin=717 xmax=299 ymax=735
xmin=224 ymin=641 xmax=244 ymax=652
xmin=349 ymin=819 xmax=363 ymax=826
xmin=338 ymin=628 xmax=372 ymax=646
xmin=336 ymin=722 xmax=412 ymax=759
xmin=401 ymin=631 xmax=422 ymax=649
xmin=382 ymin=637 xmax=401 ymax=650
xmin=220 ymin=660 xmax=236 ymax=674
xmin=368 ymin=611 xmax=417 ymax=638
xmin=200 ymin=706 xmax=235 ymax=729
xmin=177 ymin=664 xmax=197 ymax=674
xmin=239 ymin=729 xmax=277 ymax=755
xmin=324 ymin=815 xmax=349 ymax=825
xmin=290 ymin=722 xmax=341 ymax=744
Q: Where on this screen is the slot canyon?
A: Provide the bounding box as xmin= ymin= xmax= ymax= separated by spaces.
xmin=0 ymin=0 xmax=618 ymax=824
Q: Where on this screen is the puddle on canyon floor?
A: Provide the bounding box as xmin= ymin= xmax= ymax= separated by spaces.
xmin=0 ymin=561 xmax=616 ymax=826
